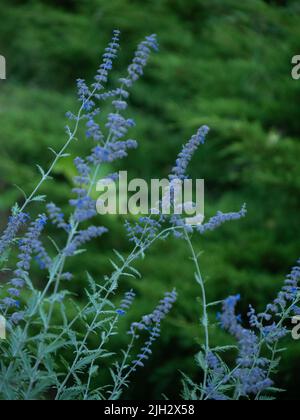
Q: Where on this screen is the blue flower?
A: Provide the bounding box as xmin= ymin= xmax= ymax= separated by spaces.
xmin=130 ymin=289 xmax=177 ymax=334
xmin=196 ymin=205 xmax=247 ymax=235
xmin=0 ymin=212 xmax=29 ymax=254
xmin=220 ymin=294 xmax=273 ymax=396
xmin=47 ymin=203 xmax=70 ymax=232
xmin=64 ymin=226 xmax=108 ymax=257
xmin=120 ymin=34 xmax=159 ymax=88
xmin=70 ymin=195 xmax=97 ymax=224
xmin=1 ymin=215 xmax=47 ymax=316
xmin=259 ymin=259 xmax=300 ymax=318
xmin=94 ymin=30 xmax=121 ymax=88
xmin=117 ymin=290 xmax=136 ymax=316
xmin=170 ymin=125 xmax=210 ymax=180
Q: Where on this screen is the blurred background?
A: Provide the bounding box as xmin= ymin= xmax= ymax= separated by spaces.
xmin=0 ymin=0 xmax=300 ymax=400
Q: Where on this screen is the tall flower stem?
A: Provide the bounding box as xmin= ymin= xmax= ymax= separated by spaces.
xmin=184 ymin=230 xmax=210 ymax=400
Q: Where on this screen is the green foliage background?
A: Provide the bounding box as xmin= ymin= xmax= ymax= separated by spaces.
xmin=0 ymin=0 xmax=300 ymax=400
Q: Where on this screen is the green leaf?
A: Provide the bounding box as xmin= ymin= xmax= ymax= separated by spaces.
xmin=195 ymin=351 xmax=207 ymax=371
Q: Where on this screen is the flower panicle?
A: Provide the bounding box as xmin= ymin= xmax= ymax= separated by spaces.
xmin=116 ymin=289 xmax=136 ymax=316
xmin=0 ymin=211 xmax=30 ymax=255
xmin=1 ymin=214 xmax=47 ymax=318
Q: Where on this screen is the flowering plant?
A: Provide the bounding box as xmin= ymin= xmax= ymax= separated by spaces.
xmin=0 ymin=31 xmax=298 ymax=401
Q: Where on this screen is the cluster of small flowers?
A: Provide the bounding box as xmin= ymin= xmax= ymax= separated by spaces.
xmin=75 ymin=29 xmax=121 ymax=143
xmin=94 ymin=30 xmax=121 ymax=89
xmin=260 ymin=259 xmax=300 ymax=318
xmin=46 ymin=203 xmax=70 ymax=232
xmin=0 ymin=211 xmax=29 ymax=255
xmin=120 ymin=34 xmax=159 ymax=88
xmin=33 ymin=238 xmax=52 ymax=270
xmin=130 ymin=289 xmax=177 ymax=333
xmin=130 ymin=290 xmax=177 ymax=369
xmin=116 ymin=289 xmax=136 ymax=316
xmin=196 ymin=205 xmax=247 ymax=235
xmin=1 ymin=214 xmax=47 ymax=322
xmin=124 ymin=216 xmax=165 ymax=248
xmin=219 ymin=294 xmax=273 ymax=397
xmin=87 ymin=139 xmax=138 ymax=167
xmin=170 ymin=126 xmax=210 ymax=181
xmin=64 ymin=226 xmax=108 ymax=257
xmin=69 ymin=157 xmax=97 ymax=224
xmin=241 ymin=261 xmax=300 ymax=349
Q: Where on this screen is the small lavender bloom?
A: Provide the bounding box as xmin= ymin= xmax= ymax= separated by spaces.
xmin=106 ymin=114 xmax=135 ymax=141
xmin=130 ymin=289 xmax=177 ymax=334
xmin=120 ymin=34 xmax=159 ymax=87
xmin=293 ymin=306 xmax=300 ymax=315
xmin=10 ymin=278 xmax=25 ymax=288
xmin=64 ymin=226 xmax=108 ymax=257
xmin=85 ymin=112 xmax=104 ymax=143
xmin=16 ymin=215 xmax=47 ymax=272
xmin=94 ymin=30 xmax=121 ymax=87
xmin=32 ymin=239 xmax=52 ymax=270
xmin=2 ymin=297 xmax=19 ymax=308
xmin=247 ymin=304 xmax=266 ymax=328
xmin=207 ymin=352 xmax=225 ymax=376
xmin=117 ymin=290 xmax=136 ymax=316
xmin=131 ymin=323 xmax=162 ymax=372
xmin=7 ymin=288 xmax=20 ymax=297
xmin=60 ymin=272 xmax=73 ymax=281
xmin=147 ymin=290 xmax=178 ymax=323
xmin=74 ymin=157 xmax=91 ymax=186
xmin=262 ymin=324 xmax=288 ymax=344
xmin=112 ymin=100 xmax=128 ymax=111
xmin=76 ymin=30 xmax=121 ymax=139
xmin=0 ymin=212 xmax=29 ymax=254
xmin=170 ymin=125 xmax=210 ymax=181
xmin=1 ymin=215 xmax=47 ymax=313
xmin=220 ymin=294 xmax=273 ymax=396
xmin=125 ymin=214 xmax=168 ymax=249
xmin=70 ymin=196 xmax=97 ymax=224
xmin=234 ymin=368 xmax=273 ymax=396
xmin=77 ymin=31 xmax=120 ymax=106
xmin=95 ymin=87 xmax=129 ymax=102
xmin=46 ymin=203 xmax=70 ymax=232
xmin=259 ymin=259 xmax=300 ymax=318
xmin=196 ymin=204 xmax=247 ymax=235
xmin=87 ymin=146 xmax=110 ymax=165
xmin=116 ymin=309 xmax=126 ymax=316
xmin=10 ymin=312 xmax=24 ymax=324
xmin=70 ymin=156 xmax=99 ymax=223
xmin=77 ymin=78 xmax=93 ymax=109
xmin=87 ymin=140 xmax=138 ymax=166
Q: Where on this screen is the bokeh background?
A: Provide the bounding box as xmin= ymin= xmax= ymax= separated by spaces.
xmin=0 ymin=0 xmax=300 ymax=400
